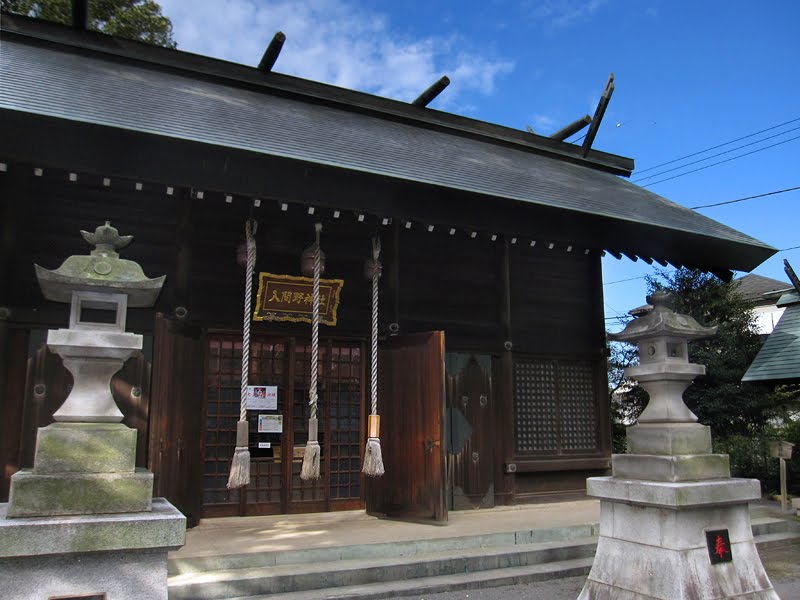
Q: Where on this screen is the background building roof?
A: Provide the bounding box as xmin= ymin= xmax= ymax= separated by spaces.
xmin=742 ymin=292 xmax=800 ymax=382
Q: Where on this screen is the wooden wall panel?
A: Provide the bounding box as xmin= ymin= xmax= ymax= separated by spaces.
xmin=0 ymin=328 xmax=29 ymax=501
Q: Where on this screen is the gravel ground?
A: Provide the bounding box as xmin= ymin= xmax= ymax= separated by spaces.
xmin=394 ymin=541 xmax=800 ymax=600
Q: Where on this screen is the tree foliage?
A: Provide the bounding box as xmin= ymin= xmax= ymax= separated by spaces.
xmin=1 ymin=0 xmax=176 ymax=48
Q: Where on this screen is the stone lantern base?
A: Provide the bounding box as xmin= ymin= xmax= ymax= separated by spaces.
xmin=0 ymin=498 xmax=185 ymax=600
xmin=6 ymin=422 xmax=152 ymax=517
xmin=577 ymin=476 xmax=779 ymax=599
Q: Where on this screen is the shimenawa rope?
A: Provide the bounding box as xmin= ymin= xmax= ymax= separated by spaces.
xmin=362 ymin=236 xmax=384 ymax=476
xmin=300 ymin=223 xmax=323 ymax=480
xmin=227 ymin=218 xmax=257 ymax=489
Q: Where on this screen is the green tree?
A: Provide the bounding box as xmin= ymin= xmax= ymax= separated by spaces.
xmin=1 ymin=0 xmax=176 ymax=48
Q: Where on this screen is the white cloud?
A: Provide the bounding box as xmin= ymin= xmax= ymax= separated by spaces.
xmin=523 ymin=0 xmax=607 ymax=29
xmin=532 ymin=114 xmax=558 ymax=133
xmin=157 ymin=0 xmax=513 ymax=109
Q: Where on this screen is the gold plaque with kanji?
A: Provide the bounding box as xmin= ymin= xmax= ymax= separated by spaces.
xmin=253 ymin=272 xmax=344 ymax=325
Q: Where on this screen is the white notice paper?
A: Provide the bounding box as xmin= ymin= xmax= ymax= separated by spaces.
xmin=247 ymin=385 xmax=278 ymax=410
xmin=258 ymin=414 xmax=283 ymax=434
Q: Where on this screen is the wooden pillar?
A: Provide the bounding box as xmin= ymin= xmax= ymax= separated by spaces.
xmin=495 ymin=237 xmax=516 ymax=504
xmin=592 ymin=253 xmax=612 ymax=458
xmin=387 ymin=220 xmax=401 ymax=332
xmin=173 ymin=190 xmax=194 ymax=317
xmin=0 ymin=170 xmax=17 ymax=410
xmin=0 ymin=168 xmax=27 ymax=500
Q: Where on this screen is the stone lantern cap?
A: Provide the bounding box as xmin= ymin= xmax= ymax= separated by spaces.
xmin=35 ymin=222 xmax=165 ymax=308
xmin=607 ymin=290 xmax=717 ymax=344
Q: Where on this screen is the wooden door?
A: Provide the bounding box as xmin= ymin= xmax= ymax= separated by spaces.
xmin=150 ymin=314 xmax=204 ymax=526
xmin=366 ymin=331 xmax=447 ymax=523
xmin=446 ymin=353 xmax=495 ymax=509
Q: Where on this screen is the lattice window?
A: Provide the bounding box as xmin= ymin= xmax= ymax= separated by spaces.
xmin=328 ymin=345 xmax=362 ymax=500
xmin=514 ymin=358 xmax=598 ymax=454
xmin=246 ymin=341 xmax=285 ymax=505
xmin=514 ymin=360 xmax=558 ymax=452
xmin=558 ymin=360 xmax=598 ymax=451
xmin=203 ymin=339 xmax=241 ymax=506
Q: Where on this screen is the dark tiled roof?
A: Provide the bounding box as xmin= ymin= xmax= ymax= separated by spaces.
xmin=742 ymin=293 xmax=800 ymax=382
xmin=734 ymin=274 xmax=792 ymax=305
xmin=0 ymin=22 xmax=776 ymax=271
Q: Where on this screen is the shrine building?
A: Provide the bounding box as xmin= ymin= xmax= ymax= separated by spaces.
xmin=0 ymin=12 xmax=775 ymax=526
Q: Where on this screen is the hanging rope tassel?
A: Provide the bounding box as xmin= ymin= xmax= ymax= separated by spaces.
xmin=228 ymin=218 xmax=257 ymax=489
xmin=301 ymin=223 xmax=323 ymax=481
xmin=362 ymin=236 xmax=384 ymax=477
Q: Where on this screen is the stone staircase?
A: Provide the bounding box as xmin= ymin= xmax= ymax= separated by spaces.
xmin=167 ymin=513 xmax=798 ymax=600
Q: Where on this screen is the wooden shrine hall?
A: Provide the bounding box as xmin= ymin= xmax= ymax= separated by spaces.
xmin=0 ymin=13 xmax=776 ymax=527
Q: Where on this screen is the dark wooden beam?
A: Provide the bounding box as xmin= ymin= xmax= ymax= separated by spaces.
xmin=389 ymin=221 xmax=400 ymax=330
xmin=258 ymin=32 xmax=286 ymax=72
xmin=72 ymin=0 xmax=88 ymax=30
xmin=639 ymin=256 xmax=654 ymax=265
xmin=606 ymin=250 xmax=623 ymax=260
xmin=784 ymin=259 xmax=800 ymax=294
xmin=174 ymin=190 xmax=194 ymax=315
xmin=582 ymin=73 xmax=615 ymax=157
xmin=550 ymin=115 xmax=591 ymax=142
xmin=654 ymin=257 xmax=669 ymax=267
xmin=412 ymin=76 xmax=450 ymax=107
xmin=621 ymin=251 xmax=638 ymax=262
xmin=500 ymin=237 xmax=512 ymax=344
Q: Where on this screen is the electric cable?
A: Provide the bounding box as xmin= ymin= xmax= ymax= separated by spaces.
xmin=641 ymin=134 xmax=800 ymax=187
xmin=634 ymin=126 xmax=800 ymax=183
xmin=690 ymin=186 xmax=800 ymax=210
xmin=635 ymin=117 xmax=800 ymax=175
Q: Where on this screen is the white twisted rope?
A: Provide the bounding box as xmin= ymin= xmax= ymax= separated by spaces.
xmin=370 ymin=238 xmax=380 ymax=416
xmin=301 ymin=223 xmax=323 ymax=481
xmin=309 ymin=224 xmax=321 ymax=420
xmin=227 ymin=218 xmax=257 ymax=489
xmin=362 ymin=236 xmax=384 ymax=477
xmin=240 ymin=219 xmax=256 ymax=421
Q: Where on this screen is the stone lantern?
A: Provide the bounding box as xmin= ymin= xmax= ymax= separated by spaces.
xmin=0 ymin=223 xmax=184 ymax=600
xmin=7 ymin=222 xmax=165 ymax=516
xmin=577 ymin=292 xmax=779 ymax=600
xmin=609 ymin=290 xmax=730 ymax=483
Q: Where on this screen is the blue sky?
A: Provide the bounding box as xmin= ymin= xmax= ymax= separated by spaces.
xmin=157 ymin=0 xmax=800 ymax=323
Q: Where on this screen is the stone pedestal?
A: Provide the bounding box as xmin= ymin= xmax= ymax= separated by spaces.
xmin=578 ymin=477 xmax=778 ymax=599
xmin=0 ymin=498 xmax=185 ymax=600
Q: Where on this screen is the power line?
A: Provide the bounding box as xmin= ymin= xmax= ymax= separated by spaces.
xmin=642 ymin=134 xmax=800 ymax=188
xmin=633 ymin=126 xmax=800 ymax=183
xmin=567 ymin=133 xmax=587 ymax=144
xmin=603 ymin=275 xmax=646 ymax=286
xmin=635 ymin=116 xmax=800 ymax=175
xmin=780 ymin=244 xmax=800 ymax=252
xmin=690 ymin=185 xmax=800 ymax=209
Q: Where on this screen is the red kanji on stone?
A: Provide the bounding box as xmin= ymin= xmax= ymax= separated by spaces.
xmin=715 ymin=535 xmax=730 ymax=559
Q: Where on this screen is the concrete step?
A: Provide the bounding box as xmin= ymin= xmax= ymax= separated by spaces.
xmin=751 ymin=516 xmax=792 ymax=536
xmin=168 ymin=536 xmax=597 ymax=600
xmin=225 ymin=557 xmax=595 ymax=600
xmin=167 ymin=519 xmax=800 ymax=600
xmin=168 ymin=522 xmax=598 ymax=576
